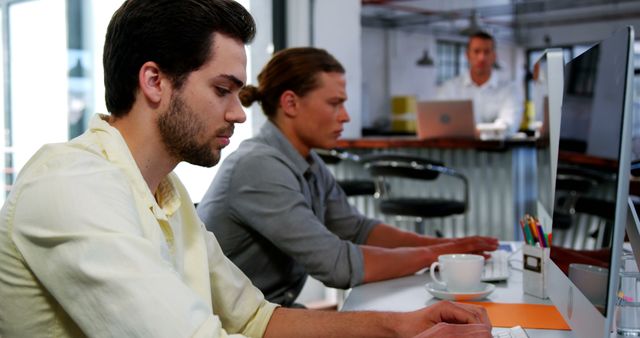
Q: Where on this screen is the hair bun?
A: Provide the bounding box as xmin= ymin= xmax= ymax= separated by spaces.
xmin=239 ymin=85 xmax=261 ymax=107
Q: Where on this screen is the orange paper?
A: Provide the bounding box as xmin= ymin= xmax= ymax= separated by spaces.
xmin=460 ymin=302 xmax=570 ymax=330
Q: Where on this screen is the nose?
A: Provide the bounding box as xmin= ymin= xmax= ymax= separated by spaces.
xmin=338 ymin=106 xmax=350 ymax=123
xmin=226 ymin=98 xmax=247 ymax=124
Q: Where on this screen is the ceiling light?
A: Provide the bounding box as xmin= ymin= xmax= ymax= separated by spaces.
xmin=416 ymin=49 xmax=434 ymax=66
xmin=459 ymin=10 xmax=482 ymax=36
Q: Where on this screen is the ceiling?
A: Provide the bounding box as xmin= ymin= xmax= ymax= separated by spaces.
xmin=361 ymin=0 xmax=640 ymax=42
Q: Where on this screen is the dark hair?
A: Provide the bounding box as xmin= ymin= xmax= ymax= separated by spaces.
xmin=239 ymin=47 xmax=345 ymax=118
xmin=467 ymin=31 xmax=495 ymax=50
xmin=103 ymin=0 xmax=256 ymax=117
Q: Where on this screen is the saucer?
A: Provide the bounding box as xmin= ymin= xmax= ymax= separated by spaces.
xmin=425 ymin=282 xmax=495 ymax=301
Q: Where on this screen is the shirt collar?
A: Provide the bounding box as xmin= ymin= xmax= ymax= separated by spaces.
xmin=259 ymin=120 xmax=312 ymax=175
xmin=88 ymin=114 xmax=180 ymax=219
xmin=463 ymin=71 xmax=499 ymax=89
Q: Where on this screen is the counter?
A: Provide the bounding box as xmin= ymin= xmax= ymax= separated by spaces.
xmin=330 ymin=136 xmax=540 ymax=240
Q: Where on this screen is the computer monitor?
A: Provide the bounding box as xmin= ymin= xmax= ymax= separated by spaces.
xmin=532 ymin=49 xmax=564 ymax=231
xmin=546 ymin=26 xmax=634 ymax=338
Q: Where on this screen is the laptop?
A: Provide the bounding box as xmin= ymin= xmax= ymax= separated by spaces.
xmin=416 ymin=100 xmax=477 ymax=139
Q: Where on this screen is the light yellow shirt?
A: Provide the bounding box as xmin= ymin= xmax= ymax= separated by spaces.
xmin=0 ymin=114 xmax=277 ymax=338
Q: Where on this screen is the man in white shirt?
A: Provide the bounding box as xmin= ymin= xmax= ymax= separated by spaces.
xmin=0 ymin=1 xmax=492 ymax=337
xmin=437 ymin=31 xmax=524 ymax=135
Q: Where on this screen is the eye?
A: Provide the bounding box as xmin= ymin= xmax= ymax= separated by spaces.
xmin=216 ymin=87 xmax=231 ymax=97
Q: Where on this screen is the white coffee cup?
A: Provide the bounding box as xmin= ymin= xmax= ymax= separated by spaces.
xmin=430 ymin=254 xmax=484 ymax=292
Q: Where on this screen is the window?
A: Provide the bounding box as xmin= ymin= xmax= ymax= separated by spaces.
xmin=436 ymin=40 xmax=467 ymax=85
xmin=4 ymin=0 xmax=68 ymax=199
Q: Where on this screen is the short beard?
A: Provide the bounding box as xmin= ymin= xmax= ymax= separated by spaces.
xmin=157 ymin=93 xmax=219 ymax=167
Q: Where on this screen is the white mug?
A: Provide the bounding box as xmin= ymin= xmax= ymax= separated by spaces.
xmin=430 ymin=254 xmax=484 ymax=292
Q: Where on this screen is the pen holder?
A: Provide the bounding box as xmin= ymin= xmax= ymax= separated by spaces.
xmin=523 ymin=244 xmax=550 ymax=299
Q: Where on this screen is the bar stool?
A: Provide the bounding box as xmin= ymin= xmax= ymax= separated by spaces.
xmin=553 ymin=164 xmax=616 ymax=249
xmin=364 ymin=153 xmax=468 ymax=236
xmin=315 ymin=149 xmax=377 ymax=197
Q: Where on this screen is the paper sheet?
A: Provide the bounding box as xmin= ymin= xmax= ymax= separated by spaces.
xmin=461 ymin=301 xmax=571 ymax=330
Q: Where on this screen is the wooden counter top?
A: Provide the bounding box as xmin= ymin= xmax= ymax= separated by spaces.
xmin=336 ymin=136 xmax=538 ymax=151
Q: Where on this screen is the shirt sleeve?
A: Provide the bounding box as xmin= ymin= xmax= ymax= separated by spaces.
xmin=436 ymin=79 xmax=456 ymax=100
xmin=227 ymin=153 xmax=367 ymax=288
xmin=9 ymin=160 xmax=258 ymax=338
xmin=202 ymin=230 xmax=278 ymax=337
xmin=436 ymin=77 xmax=463 ymax=100
xmin=313 ymin=155 xmax=379 ymax=245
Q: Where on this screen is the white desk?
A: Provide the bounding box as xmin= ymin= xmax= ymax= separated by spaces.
xmin=341 ymin=255 xmax=575 ymax=337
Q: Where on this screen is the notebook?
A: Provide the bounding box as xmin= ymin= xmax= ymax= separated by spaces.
xmin=416 ymin=100 xmax=477 ymax=139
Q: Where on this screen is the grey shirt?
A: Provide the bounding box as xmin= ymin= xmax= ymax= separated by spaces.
xmin=197 ymin=121 xmax=379 ymax=306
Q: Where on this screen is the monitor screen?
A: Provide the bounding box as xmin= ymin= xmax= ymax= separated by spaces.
xmin=547 ymin=26 xmax=634 ymax=338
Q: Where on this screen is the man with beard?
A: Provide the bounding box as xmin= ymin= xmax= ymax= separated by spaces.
xmin=0 ymin=1 xmax=492 ymax=337
xmin=436 ymin=31 xmax=524 ymax=135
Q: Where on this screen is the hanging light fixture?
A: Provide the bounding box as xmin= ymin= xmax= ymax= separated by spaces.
xmin=459 ymin=10 xmax=482 ymax=36
xmin=416 ymin=49 xmax=434 ymax=66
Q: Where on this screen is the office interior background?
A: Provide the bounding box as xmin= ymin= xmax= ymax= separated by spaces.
xmin=2 ymin=0 xmax=640 ymax=305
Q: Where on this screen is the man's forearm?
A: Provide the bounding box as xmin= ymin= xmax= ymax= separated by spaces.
xmin=361 ymin=245 xmax=434 ymax=283
xmin=263 ymin=307 xmax=400 ymax=338
xmin=263 ymin=301 xmax=493 ymax=338
xmin=365 ymin=223 xmax=441 ymax=248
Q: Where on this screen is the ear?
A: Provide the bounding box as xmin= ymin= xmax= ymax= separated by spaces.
xmin=138 ymin=61 xmax=165 ymax=104
xmin=279 ymin=90 xmax=299 ymax=117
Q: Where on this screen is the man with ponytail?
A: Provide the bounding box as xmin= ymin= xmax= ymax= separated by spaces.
xmin=198 ymin=47 xmax=497 ymax=308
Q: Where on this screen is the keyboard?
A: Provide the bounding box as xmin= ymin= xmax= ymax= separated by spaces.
xmin=482 ymin=250 xmax=510 ymax=282
xmin=492 ymin=325 xmax=529 ymax=338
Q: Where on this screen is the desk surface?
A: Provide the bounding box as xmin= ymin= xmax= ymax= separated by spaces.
xmin=340 ymin=253 xmax=575 ymax=337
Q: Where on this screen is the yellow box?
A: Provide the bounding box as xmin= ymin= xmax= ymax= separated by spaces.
xmin=391 ymin=96 xmax=417 ymax=115
xmin=390 ymin=96 xmax=417 ymax=132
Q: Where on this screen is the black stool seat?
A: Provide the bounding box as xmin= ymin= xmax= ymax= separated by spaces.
xmin=574 ymin=197 xmax=615 ymax=221
xmin=315 ymin=148 xmax=377 ymax=197
xmin=556 ymin=178 xmax=594 ymax=193
xmin=364 ymin=153 xmax=469 ymax=235
xmin=337 ymin=179 xmax=377 ymax=197
xmin=552 ymin=211 xmax=573 ymax=229
xmin=379 ymin=198 xmax=466 ymax=218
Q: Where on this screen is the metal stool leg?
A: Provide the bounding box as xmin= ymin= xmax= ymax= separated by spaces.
xmin=414 ymin=218 xmax=425 ymax=235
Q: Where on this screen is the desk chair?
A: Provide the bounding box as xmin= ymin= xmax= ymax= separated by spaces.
xmin=364 ymin=153 xmax=468 ymax=236
xmin=315 ymin=149 xmax=377 ymax=197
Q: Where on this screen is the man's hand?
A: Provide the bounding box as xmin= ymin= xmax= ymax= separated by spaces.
xmin=430 ymin=236 xmax=499 ymax=259
xmin=393 ymin=301 xmax=492 ymax=338
xmin=412 ymin=323 xmax=492 ymax=338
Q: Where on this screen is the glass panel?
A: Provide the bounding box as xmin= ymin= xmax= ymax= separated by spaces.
xmin=9 ymin=0 xmax=67 ymax=183
xmin=0 ymin=10 xmax=5 ymax=200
